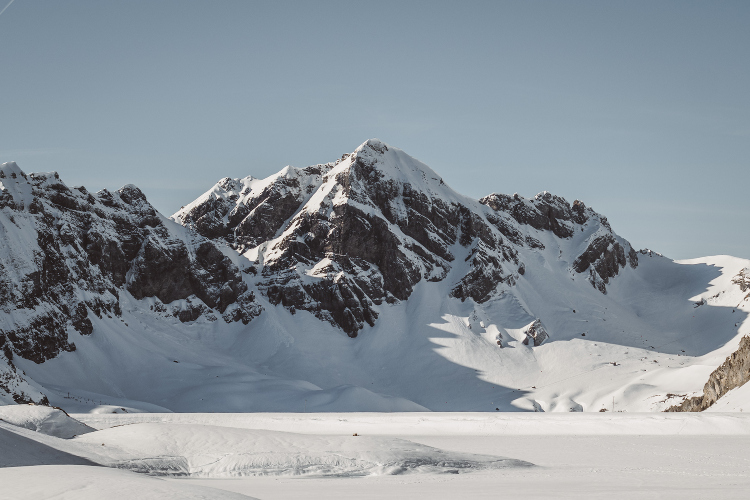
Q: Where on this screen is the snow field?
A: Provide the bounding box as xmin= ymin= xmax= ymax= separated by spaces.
xmin=0 ymin=407 xmax=532 ymax=479
xmin=0 ymin=466 xmax=257 ymax=500
xmin=74 ymin=411 xmax=750 ymax=436
xmin=3 ymin=406 xmax=750 ymax=499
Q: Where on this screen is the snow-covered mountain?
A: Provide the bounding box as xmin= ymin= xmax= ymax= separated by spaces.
xmin=1 ymin=141 xmax=749 ymax=413
xmin=0 ymin=161 xmax=260 ymax=404
xmin=173 ymin=139 xmax=637 ymax=336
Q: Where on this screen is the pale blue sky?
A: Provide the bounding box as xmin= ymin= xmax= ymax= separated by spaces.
xmin=1 ymin=1 xmax=748 ymax=259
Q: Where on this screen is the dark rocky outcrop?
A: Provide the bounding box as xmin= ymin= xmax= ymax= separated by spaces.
xmin=176 ymin=166 xmax=332 ymax=253
xmin=481 ymin=193 xmax=637 ymax=293
xmin=244 ymin=141 xmax=520 ymax=333
xmin=480 ymin=192 xmax=584 ymax=239
xmin=666 ymin=335 xmax=750 ymax=412
xmin=733 ymin=268 xmax=750 ymax=293
xmin=0 ymin=162 xmax=261 ymax=365
xmin=0 ymin=336 xmax=49 ymax=405
xmin=573 ymin=234 xmax=638 ymax=293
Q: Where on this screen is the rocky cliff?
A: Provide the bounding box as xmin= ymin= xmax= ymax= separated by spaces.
xmin=665 ymin=335 xmax=750 ymax=412
xmin=0 ymin=161 xmax=262 ymax=403
xmin=665 ymin=268 xmax=750 ymax=412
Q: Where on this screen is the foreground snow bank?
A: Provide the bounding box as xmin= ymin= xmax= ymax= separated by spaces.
xmin=0 ymin=405 xmax=94 ymax=438
xmin=0 ymin=465 xmax=256 ymax=500
xmin=0 ymin=423 xmax=97 ymax=467
xmin=74 ymin=423 xmax=531 ymax=477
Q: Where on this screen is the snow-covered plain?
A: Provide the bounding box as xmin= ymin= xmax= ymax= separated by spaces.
xmin=1 ymin=408 xmax=749 ymax=499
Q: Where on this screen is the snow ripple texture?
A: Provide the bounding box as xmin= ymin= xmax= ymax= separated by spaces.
xmin=75 ymin=423 xmax=532 ymax=477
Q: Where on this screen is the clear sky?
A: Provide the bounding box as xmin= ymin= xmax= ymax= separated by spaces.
xmin=1 ymin=0 xmax=748 ymax=259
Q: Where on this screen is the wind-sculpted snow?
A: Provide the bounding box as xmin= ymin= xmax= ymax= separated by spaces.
xmin=0 ymin=465 xmax=255 ymax=500
xmin=0 ymin=405 xmax=94 ymax=438
xmin=73 ymin=423 xmax=532 ymax=477
xmin=5 ymin=414 xmax=750 ymax=499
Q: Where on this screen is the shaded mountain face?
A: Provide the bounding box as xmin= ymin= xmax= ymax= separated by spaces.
xmin=174 ymin=139 xmax=638 ymax=336
xmin=0 ymin=161 xmax=261 ymax=376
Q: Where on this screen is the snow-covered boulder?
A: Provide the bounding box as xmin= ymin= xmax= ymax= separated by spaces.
xmin=521 ymin=319 xmax=550 ymax=347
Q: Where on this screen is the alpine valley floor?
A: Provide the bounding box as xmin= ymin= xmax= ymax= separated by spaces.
xmin=1 ymin=408 xmax=749 ymax=499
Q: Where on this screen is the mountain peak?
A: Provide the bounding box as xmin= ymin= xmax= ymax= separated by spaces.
xmin=345 ymin=139 xmax=450 ymax=197
xmin=355 ymin=138 xmax=389 ymax=155
xmin=0 ymin=161 xmax=26 ymax=179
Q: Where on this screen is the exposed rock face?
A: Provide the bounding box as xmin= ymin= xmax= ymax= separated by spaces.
xmin=665 ymin=335 xmax=750 ymax=412
xmin=175 ymin=166 xmax=331 ymax=253
xmin=638 ymin=248 xmax=664 ymax=258
xmin=176 ymin=139 xmax=638 ymax=336
xmin=572 ymin=234 xmax=638 ymax=293
xmin=521 ymin=319 xmax=550 ymax=347
xmin=0 ymin=161 xmax=261 ymax=366
xmin=480 ymin=191 xmax=585 ymax=239
xmin=178 ymin=140 xmax=513 ymax=335
xmin=733 ymin=268 xmax=750 ymax=293
xmin=0 ymin=334 xmax=48 ymax=405
xmin=479 ymin=195 xmax=637 ymax=293
xmin=1 ymin=141 xmax=639 ymax=351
